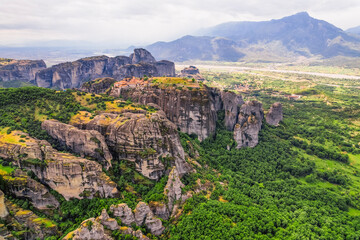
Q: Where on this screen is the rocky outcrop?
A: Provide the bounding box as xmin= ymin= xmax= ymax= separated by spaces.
xmin=134 ymin=202 xmax=164 ymax=235
xmin=0 ymin=59 xmax=46 ymax=83
xmin=234 ymin=101 xmax=264 ymax=148
xmin=110 ymin=203 xmax=135 ymax=225
xmin=81 ymin=110 xmax=192 ymax=180
xmin=0 ymin=190 xmax=8 ymax=218
xmin=42 ymin=120 xmax=112 ymax=168
xmin=96 ymin=209 xmax=119 ymax=230
xmin=64 ymin=218 xmax=113 ymax=240
xmin=130 ymin=48 xmax=156 ymax=64
xmin=164 ymin=167 xmax=184 ymax=211
xmin=4 ymin=169 xmax=59 ymax=210
xmin=179 ymin=66 xmax=205 ymax=81
xmin=79 ymin=77 xmax=116 ymax=94
xmin=0 ymin=131 xmax=118 ymax=200
xmin=134 ymin=201 xmax=152 ymax=226
xmin=149 ymin=201 xmax=170 ymax=220
xmin=35 ymin=49 xmax=175 ymax=89
xmin=266 ymin=102 xmax=283 ymax=126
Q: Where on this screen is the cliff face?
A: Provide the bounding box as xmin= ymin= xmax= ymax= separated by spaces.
xmin=0 ymin=59 xmax=46 ymax=83
xmin=77 ymin=109 xmax=192 ymax=180
xmin=0 ymin=131 xmax=118 ymax=200
xmin=234 ymin=101 xmax=264 ymax=148
xmin=109 ymin=78 xmax=244 ymax=141
xmin=35 ymin=48 xmax=175 ymax=89
xmin=41 ymin=120 xmax=113 ymax=169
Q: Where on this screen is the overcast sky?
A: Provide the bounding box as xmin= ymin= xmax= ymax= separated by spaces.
xmin=1 ymin=0 xmax=360 ymax=48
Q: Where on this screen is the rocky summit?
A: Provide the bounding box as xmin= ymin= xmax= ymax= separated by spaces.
xmin=266 ymin=102 xmax=283 ymax=126
xmin=35 ymin=48 xmax=175 ymax=89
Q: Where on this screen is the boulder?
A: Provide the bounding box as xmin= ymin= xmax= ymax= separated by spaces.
xmin=234 ymin=101 xmax=264 ymax=148
xmin=266 ymin=102 xmax=283 ymax=126
xmin=110 ymin=203 xmax=135 ymax=226
xmin=42 ymin=120 xmax=112 ymax=169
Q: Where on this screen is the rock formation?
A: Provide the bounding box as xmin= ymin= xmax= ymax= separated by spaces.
xmin=78 ymin=110 xmax=192 ymax=180
xmin=0 ymin=131 xmax=118 ymax=200
xmin=234 ymin=101 xmax=264 ymax=148
xmin=35 ymin=48 xmax=175 ymax=89
xmin=64 ymin=218 xmax=113 ymax=240
xmin=134 ymin=201 xmax=152 ymax=226
xmin=110 ymin=77 xmax=244 ymax=141
xmin=179 ymin=66 xmax=205 ymax=81
xmin=266 ymin=102 xmax=283 ymax=126
xmin=96 ymin=209 xmax=119 ymax=230
xmin=79 ymin=77 xmax=116 ymax=94
xmin=42 ymin=120 xmax=113 ymax=168
xmin=134 ymin=202 xmax=164 ymax=235
xmin=149 ymin=201 xmax=170 ymax=220
xmin=3 ymin=169 xmax=59 ymax=210
xmin=110 ymin=203 xmax=135 ymax=225
xmin=0 ymin=59 xmax=46 ymax=83
xmin=5 ymin=199 xmax=58 ymax=239
xmin=164 ymin=167 xmax=185 ymax=211
xmin=0 ymin=190 xmax=8 ymax=218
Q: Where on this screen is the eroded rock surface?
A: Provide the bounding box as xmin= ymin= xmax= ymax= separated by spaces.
xmin=179 ymin=66 xmax=205 ymax=81
xmin=234 ymin=101 xmax=264 ymax=148
xmin=42 ymin=120 xmax=112 ymax=168
xmin=0 ymin=131 xmax=118 ymax=200
xmin=266 ymin=102 xmax=283 ymax=126
xmin=81 ymin=110 xmax=192 ymax=180
xmin=96 ymin=209 xmax=119 ymax=230
xmin=4 ymin=169 xmax=59 ymax=210
xmin=110 ymin=203 xmax=135 ymax=226
xmin=79 ymin=77 xmax=116 ymax=94
xmin=0 ymin=59 xmax=46 ymax=83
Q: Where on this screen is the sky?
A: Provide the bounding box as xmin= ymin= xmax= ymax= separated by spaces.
xmin=1 ymin=0 xmax=360 ymax=48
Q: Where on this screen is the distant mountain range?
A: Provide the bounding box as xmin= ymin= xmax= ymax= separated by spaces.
xmin=346 ymin=26 xmax=360 ymax=36
xmin=147 ymin=12 xmax=360 ymax=62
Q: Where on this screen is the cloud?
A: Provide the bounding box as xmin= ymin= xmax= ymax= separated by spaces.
xmin=0 ymin=0 xmax=359 ymax=47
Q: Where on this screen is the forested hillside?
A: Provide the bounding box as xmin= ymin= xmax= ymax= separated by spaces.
xmin=0 ymin=72 xmax=359 ymax=239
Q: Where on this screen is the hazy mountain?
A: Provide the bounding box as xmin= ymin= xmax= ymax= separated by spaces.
xmin=147 ymin=35 xmax=245 ymax=62
xmin=346 ymin=26 xmax=360 ymax=36
xmin=147 ymin=12 xmax=360 ymax=62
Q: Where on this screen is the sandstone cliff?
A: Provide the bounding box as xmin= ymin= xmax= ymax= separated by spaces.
xmin=234 ymin=101 xmax=264 ymax=148
xmin=42 ymin=120 xmax=113 ymax=168
xmin=0 ymin=131 xmax=118 ymax=200
xmin=35 ymin=48 xmax=175 ymax=89
xmin=266 ymin=102 xmax=283 ymax=126
xmin=0 ymin=59 xmax=46 ymax=83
